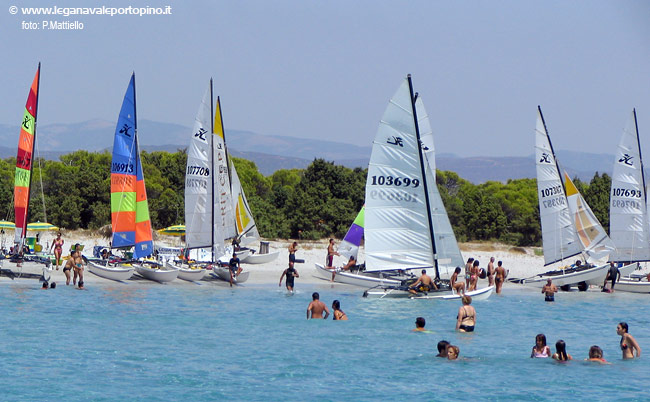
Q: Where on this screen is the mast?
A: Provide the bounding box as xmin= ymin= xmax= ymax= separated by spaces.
xmin=407 ymin=74 xmax=439 ymax=280
xmin=210 ymin=80 xmax=215 ymax=261
xmin=634 ymin=109 xmax=647 ymax=207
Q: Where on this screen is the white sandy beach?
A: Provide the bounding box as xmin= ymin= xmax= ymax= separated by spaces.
xmin=0 ymin=230 xmax=569 ymax=290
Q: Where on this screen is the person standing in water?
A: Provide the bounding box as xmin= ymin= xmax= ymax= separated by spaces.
xmin=455 ymin=296 xmax=476 ymax=332
xmin=552 ymin=340 xmax=572 ymax=361
xmin=617 ymin=322 xmax=641 ymax=359
xmin=487 ymin=257 xmax=495 ymax=287
xmin=307 ymin=292 xmax=330 ymax=319
xmin=279 ymin=262 xmax=299 ymax=292
xmin=332 ymin=300 xmax=348 ymax=320
xmin=541 ymin=279 xmax=558 ymax=302
xmin=531 ymin=334 xmax=551 ymax=358
xmin=413 ymin=317 xmax=427 ymax=332
xmin=495 ymin=261 xmax=507 ymax=294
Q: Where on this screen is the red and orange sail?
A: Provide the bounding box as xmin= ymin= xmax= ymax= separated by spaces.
xmin=14 ymin=64 xmax=40 ymax=246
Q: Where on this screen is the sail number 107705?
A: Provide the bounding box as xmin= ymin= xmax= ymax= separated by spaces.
xmin=370 ymin=175 xmax=420 ymax=188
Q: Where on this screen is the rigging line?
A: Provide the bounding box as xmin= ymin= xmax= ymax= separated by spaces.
xmin=34 ymin=135 xmax=47 ymax=223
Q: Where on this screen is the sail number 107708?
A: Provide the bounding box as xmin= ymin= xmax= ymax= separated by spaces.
xmin=370 ymin=175 xmax=420 ymax=188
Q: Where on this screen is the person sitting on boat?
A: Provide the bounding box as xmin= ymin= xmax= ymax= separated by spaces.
xmin=450 ymin=267 xmax=465 ymax=295
xmin=409 ymin=269 xmax=437 ymax=294
xmin=231 ymin=237 xmax=241 ymax=252
xmin=228 ymin=252 xmax=242 ymax=287
xmin=331 ymin=255 xmax=357 ymax=281
xmin=603 ymin=262 xmax=620 ymax=292
xmin=456 ymin=295 xmax=476 ymax=332
xmin=436 ymin=340 xmax=450 ymax=357
xmin=541 ymin=279 xmax=558 ymax=302
xmin=413 ymin=316 xmax=426 ymax=332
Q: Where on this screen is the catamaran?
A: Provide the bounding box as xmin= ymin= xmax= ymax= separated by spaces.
xmin=603 ymin=109 xmax=650 ymax=293
xmin=337 ymin=75 xmax=493 ymax=299
xmin=1 ymin=63 xmax=52 ymax=282
xmin=170 ymin=80 xmax=250 ymax=283
xmin=515 ymin=106 xmax=633 ymax=288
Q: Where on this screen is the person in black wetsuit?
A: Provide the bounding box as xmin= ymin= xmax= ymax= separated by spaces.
xmin=603 ymin=262 xmax=620 ymax=292
xmin=279 ymin=262 xmax=299 ymax=292
xmin=228 ymin=253 xmax=242 ymax=287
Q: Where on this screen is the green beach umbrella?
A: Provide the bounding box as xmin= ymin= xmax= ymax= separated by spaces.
xmin=0 ymin=221 xmax=15 ymax=229
xmin=27 ymin=221 xmax=59 ymax=231
xmin=157 ymin=224 xmax=185 ymax=236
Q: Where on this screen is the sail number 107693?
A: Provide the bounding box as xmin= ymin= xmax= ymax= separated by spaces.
xmin=370 ymin=175 xmax=420 ymax=188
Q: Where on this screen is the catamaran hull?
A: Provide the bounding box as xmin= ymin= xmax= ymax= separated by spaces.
xmin=0 ymin=260 xmax=51 ymax=281
xmin=134 ymin=265 xmax=179 ymax=283
xmin=585 ymin=262 xmax=639 ymax=286
xmin=212 ymin=267 xmax=250 ymax=284
xmin=242 ymin=250 xmax=280 ymax=264
xmin=609 ymin=278 xmax=650 ymax=293
xmin=314 ymin=263 xmax=402 ymax=287
xmin=166 ymin=261 xmax=207 ymax=281
xmin=88 ymin=261 xmax=134 ymax=281
xmin=364 ymin=285 xmax=495 ymax=300
xmin=519 ymin=263 xmax=610 ymax=288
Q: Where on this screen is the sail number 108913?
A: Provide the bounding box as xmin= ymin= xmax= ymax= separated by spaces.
xmin=370 ymin=175 xmax=420 ymax=188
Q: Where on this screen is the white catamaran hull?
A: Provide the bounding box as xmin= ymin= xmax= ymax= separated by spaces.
xmin=166 ymin=261 xmax=207 ymax=281
xmin=364 ymin=285 xmax=495 ymax=300
xmin=314 ymin=263 xmax=402 ymax=287
xmin=87 ymin=261 xmax=134 ymax=281
xmin=212 ymin=266 xmax=250 ymax=284
xmin=585 ymin=262 xmax=639 ymax=286
xmin=134 ymin=264 xmax=179 ymax=283
xmin=1 ymin=260 xmax=51 ymax=281
xmin=242 ymin=250 xmax=280 ymax=264
xmin=610 ymin=277 xmax=650 ymax=293
xmin=519 ymin=263 xmax=610 ymax=288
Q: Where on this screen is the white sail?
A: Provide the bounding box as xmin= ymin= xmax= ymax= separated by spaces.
xmin=365 ymin=78 xmax=435 ymax=272
xmin=214 ymin=99 xmax=237 ymax=240
xmin=610 ymin=110 xmax=650 ymax=261
xmin=564 ymin=172 xmax=615 ymax=262
xmin=535 ymin=107 xmax=582 ymax=265
xmin=230 ymin=159 xmax=260 ymax=246
xmin=416 ymin=97 xmax=464 ymax=276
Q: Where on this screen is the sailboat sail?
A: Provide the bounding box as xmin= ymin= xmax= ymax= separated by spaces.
xmin=535 ymin=107 xmax=582 ymax=265
xmin=339 ymin=206 xmax=364 ymax=260
xmin=564 ymin=173 xmax=615 ymax=262
xmin=14 ymin=64 xmax=40 ymax=246
xmin=365 ymin=77 xmax=436 ymax=273
xmin=415 ymin=97 xmax=464 ymax=275
xmin=230 ymin=159 xmax=259 ymax=246
xmin=110 ymin=74 xmax=153 ymax=259
xmin=214 ymin=98 xmax=236 ymax=240
xmin=609 ymin=109 xmax=650 ymax=262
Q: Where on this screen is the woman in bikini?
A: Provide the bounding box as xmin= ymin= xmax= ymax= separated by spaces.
xmin=71 ymin=244 xmax=85 ymax=287
xmin=50 ymin=232 xmax=64 ymax=270
xmin=332 ymin=300 xmax=348 ymax=321
xmin=450 ymin=267 xmax=466 ymax=295
xmin=530 ymin=333 xmax=551 ymax=358
xmin=455 ymin=295 xmax=476 ymax=332
xmin=617 ymin=322 xmax=641 ymax=359
xmin=63 ymin=251 xmax=74 ymax=285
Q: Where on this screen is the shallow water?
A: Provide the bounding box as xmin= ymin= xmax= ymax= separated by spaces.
xmin=0 ymin=281 xmax=647 ymax=401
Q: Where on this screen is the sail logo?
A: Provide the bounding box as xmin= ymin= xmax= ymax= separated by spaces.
xmin=387 ymin=136 xmax=403 ymax=147
xmin=619 ymin=154 xmax=634 ymax=166
xmin=22 ymin=115 xmax=33 ymax=130
xmin=119 ymin=124 xmax=132 ymax=137
xmin=195 ymin=127 xmax=207 ymax=141
xmin=539 ymin=153 xmax=552 ymax=164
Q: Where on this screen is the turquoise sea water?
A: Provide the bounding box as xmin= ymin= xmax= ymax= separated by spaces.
xmin=1 ymin=280 xmax=648 ymax=401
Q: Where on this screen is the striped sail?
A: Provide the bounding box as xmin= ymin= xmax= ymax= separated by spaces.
xmin=214 ymin=99 xmax=236 ymax=240
xmin=564 ymin=173 xmax=615 ymax=262
xmin=535 ymin=107 xmax=582 ymax=265
xmin=339 ymin=206 xmax=364 ymax=260
xmin=609 ymin=110 xmax=650 ymax=261
xmin=365 ymin=77 xmax=435 ymax=273
xmin=14 ymin=64 xmax=40 ymax=246
xmin=230 ymin=159 xmax=259 ymax=246
xmin=110 ymin=74 xmax=153 ymax=259
xmin=416 ymin=96 xmax=464 ymax=276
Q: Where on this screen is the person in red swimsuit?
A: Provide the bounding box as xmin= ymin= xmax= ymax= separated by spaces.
xmin=49 ymin=232 xmax=64 ymax=270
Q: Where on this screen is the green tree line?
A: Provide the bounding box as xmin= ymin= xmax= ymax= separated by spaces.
xmin=0 ymin=151 xmax=612 ymax=246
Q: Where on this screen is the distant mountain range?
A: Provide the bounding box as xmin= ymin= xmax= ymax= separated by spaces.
xmin=0 ymin=119 xmax=616 ymax=183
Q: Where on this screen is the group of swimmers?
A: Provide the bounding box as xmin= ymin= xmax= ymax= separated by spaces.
xmin=530 ymin=323 xmax=641 ymax=363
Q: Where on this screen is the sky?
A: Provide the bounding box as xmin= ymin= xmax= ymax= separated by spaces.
xmin=0 ymin=0 xmax=649 ymax=157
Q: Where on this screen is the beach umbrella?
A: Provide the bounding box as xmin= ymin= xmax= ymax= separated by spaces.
xmin=0 ymin=221 xmax=15 ymax=229
xmin=27 ymin=221 xmax=59 ymax=231
xmin=157 ymin=224 xmax=185 ymax=236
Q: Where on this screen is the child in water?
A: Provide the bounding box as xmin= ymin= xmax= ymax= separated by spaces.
xmin=531 ymin=334 xmax=551 ymax=358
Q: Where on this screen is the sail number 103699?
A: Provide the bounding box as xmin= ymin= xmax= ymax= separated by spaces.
xmin=370 ymin=175 xmax=419 ymax=188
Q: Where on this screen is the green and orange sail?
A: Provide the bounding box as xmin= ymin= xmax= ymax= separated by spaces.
xmin=110 ymin=73 xmax=153 ymax=258
xmin=14 ymin=63 xmax=40 ymax=246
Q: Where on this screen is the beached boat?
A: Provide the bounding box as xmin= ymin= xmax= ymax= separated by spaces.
xmin=1 ymin=63 xmax=51 ymax=282
xmin=87 ymin=260 xmax=134 ymax=281
xmin=134 ymin=262 xmax=179 ymax=283
xmin=609 ymin=273 xmax=650 ymax=293
xmin=106 ymin=74 xmax=176 ymax=283
xmin=212 ymin=266 xmax=250 ymax=283
xmin=166 ymin=261 xmax=207 ymax=282
xmin=515 ymin=107 xmax=615 ymax=288
xmin=174 ymin=80 xmax=248 ymax=283
xmin=364 ymin=284 xmax=494 ymax=300
xmin=353 ymin=75 xmax=490 ymax=298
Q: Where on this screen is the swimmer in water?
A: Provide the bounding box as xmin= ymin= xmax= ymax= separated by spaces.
xmin=531 ymin=334 xmax=550 ymax=358
xmin=617 ymin=322 xmax=641 ymax=359
xmin=552 ymin=340 xmax=572 ymax=361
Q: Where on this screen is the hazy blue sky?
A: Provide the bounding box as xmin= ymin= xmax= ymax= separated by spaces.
xmin=1 ymin=0 xmax=648 ymax=157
